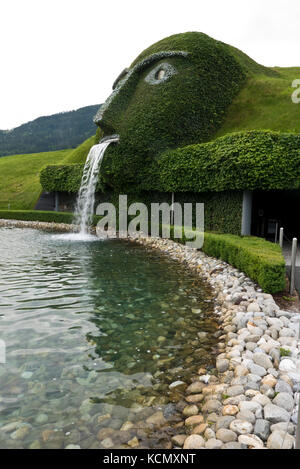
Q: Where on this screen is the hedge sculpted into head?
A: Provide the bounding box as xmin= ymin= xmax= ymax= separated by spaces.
xmin=41 ymin=33 xmax=300 ymax=196
xmin=94 ymin=32 xmax=253 ymax=191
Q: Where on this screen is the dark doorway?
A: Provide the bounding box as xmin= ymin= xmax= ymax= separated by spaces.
xmin=251 ymin=190 xmax=300 ymax=241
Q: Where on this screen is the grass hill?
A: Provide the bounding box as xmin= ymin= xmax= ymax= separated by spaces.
xmin=0 ymin=129 xmax=101 ymax=210
xmin=0 ymin=104 xmax=100 ymax=157
xmin=215 ymin=67 xmax=300 ymax=137
xmin=0 ymin=149 xmax=69 ymax=210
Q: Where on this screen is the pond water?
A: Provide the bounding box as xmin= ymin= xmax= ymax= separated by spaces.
xmin=0 ymin=227 xmax=218 ymax=449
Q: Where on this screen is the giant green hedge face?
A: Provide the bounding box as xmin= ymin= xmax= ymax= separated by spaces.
xmin=94 ymin=32 xmax=248 ymax=191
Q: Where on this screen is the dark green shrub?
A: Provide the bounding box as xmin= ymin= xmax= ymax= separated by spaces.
xmin=40 ymin=130 xmax=300 ymax=194
xmin=40 ymin=165 xmax=84 ymax=193
xmin=0 ymin=210 xmax=75 ymax=224
xmin=147 ymin=130 xmax=300 ymax=192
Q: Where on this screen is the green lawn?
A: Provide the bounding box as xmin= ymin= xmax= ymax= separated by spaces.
xmin=0 ymin=150 xmax=70 ymax=210
xmin=215 ymin=67 xmax=300 ymax=137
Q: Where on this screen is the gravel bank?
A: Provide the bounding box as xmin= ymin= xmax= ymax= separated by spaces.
xmin=0 ymin=218 xmax=76 ymax=232
xmin=131 ymin=235 xmax=300 ymax=449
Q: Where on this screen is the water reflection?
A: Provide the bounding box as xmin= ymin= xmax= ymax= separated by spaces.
xmin=0 ymin=228 xmax=217 ymax=449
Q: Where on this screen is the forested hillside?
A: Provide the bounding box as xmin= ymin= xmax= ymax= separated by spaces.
xmin=0 ymin=104 xmax=100 ymax=156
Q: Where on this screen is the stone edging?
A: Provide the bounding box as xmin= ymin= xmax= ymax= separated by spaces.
xmin=0 ymin=219 xmax=76 ymax=232
xmin=130 ymin=235 xmax=300 ymax=449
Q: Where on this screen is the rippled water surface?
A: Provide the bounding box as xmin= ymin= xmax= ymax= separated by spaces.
xmin=0 ymin=227 xmax=218 ymax=448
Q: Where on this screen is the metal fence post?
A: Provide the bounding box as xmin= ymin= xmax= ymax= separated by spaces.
xmin=290 ymin=237 xmax=297 ymax=295
xmin=279 ymin=227 xmax=284 ymax=248
xmin=171 ymin=192 xmax=174 ymax=226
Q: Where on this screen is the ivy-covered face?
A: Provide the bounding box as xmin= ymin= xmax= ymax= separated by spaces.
xmin=95 ymin=32 xmax=247 ymax=191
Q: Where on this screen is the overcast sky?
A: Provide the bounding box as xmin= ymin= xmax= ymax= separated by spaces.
xmin=1 ymin=0 xmax=300 ymax=129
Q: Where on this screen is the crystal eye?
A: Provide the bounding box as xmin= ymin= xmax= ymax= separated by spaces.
xmin=156 ymin=69 xmax=166 ymax=80
xmin=145 ymin=63 xmax=177 ymax=85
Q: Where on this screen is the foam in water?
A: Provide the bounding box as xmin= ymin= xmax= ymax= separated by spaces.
xmin=73 ymin=135 xmax=119 ymax=236
xmin=50 ymin=232 xmax=100 ymax=242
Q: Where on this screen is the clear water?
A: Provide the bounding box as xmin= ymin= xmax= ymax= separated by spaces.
xmin=0 ymin=227 xmax=218 ymax=449
xmin=73 ymin=137 xmax=119 ymax=235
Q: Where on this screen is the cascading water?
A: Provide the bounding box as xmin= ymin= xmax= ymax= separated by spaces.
xmin=73 ymin=135 xmax=119 ymax=236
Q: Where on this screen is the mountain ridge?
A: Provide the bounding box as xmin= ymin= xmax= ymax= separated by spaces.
xmin=0 ymin=104 xmax=100 ymax=157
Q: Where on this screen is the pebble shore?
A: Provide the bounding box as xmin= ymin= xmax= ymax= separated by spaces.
xmin=1 ymin=219 xmax=300 ymax=449
xmin=131 ymin=235 xmax=300 ymax=450
xmin=0 ymin=219 xmax=76 ymax=232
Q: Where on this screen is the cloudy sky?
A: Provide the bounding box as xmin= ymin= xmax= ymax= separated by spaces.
xmin=1 ymin=0 xmax=299 ymax=129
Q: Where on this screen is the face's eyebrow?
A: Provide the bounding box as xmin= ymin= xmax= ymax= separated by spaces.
xmin=133 ymin=50 xmax=189 ymax=73
xmin=94 ymin=50 xmax=189 ymax=124
xmin=112 ymin=50 xmax=189 ymax=90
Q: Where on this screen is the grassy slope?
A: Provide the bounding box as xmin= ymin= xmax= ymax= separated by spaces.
xmin=63 ymin=135 xmax=95 ymax=164
xmin=0 ymin=133 xmax=97 ymax=211
xmin=216 ymin=67 xmax=300 ymax=137
xmin=0 ymin=149 xmax=69 ymax=210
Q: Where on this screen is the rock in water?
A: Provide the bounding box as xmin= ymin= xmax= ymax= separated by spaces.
xmin=183 ymin=435 xmax=205 ymax=449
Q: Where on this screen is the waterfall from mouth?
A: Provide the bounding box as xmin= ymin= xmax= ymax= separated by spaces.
xmin=73 ymin=135 xmax=119 ymax=235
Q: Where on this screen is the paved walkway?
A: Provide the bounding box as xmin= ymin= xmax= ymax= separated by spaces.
xmin=283 ymin=241 xmax=300 ymax=295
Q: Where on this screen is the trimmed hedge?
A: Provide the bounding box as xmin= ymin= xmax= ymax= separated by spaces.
xmin=145 ymin=130 xmax=300 ymax=192
xmin=40 ymin=130 xmax=300 ymax=194
xmin=40 ymin=164 xmax=84 ymax=193
xmin=0 ymin=210 xmax=75 ymax=224
xmin=201 ymin=233 xmax=286 ymax=294
xmin=36 ymin=187 xmax=243 ymax=235
xmin=170 ymin=228 xmax=286 ymax=294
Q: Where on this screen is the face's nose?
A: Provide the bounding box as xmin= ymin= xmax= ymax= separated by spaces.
xmin=112 ymin=68 xmax=129 ymax=90
xmin=94 ymin=68 xmax=132 ymax=133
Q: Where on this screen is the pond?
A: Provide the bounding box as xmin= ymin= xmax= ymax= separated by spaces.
xmin=0 ymin=227 xmax=218 ymax=449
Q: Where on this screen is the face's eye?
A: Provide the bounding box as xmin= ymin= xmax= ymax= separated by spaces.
xmin=156 ymin=69 xmax=166 ymax=80
xmin=145 ymin=62 xmax=177 ymax=85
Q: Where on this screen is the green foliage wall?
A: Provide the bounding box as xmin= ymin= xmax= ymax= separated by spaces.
xmin=95 ymin=32 xmax=249 ymax=191
xmin=41 ymin=130 xmax=300 ymax=195
xmin=147 ymin=130 xmax=300 ymax=192
xmin=39 ymin=167 xmax=243 ymax=235
xmin=103 ymin=191 xmax=243 ymax=235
